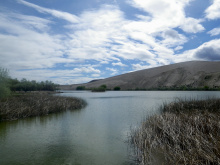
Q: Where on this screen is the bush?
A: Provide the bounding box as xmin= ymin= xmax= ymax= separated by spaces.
xmin=76 ymin=86 xmax=86 ymax=90
xmin=113 ymin=86 xmax=121 ymax=91
xmin=91 ymin=87 xmax=106 ymax=92
xmin=100 ymin=84 xmax=107 ymax=89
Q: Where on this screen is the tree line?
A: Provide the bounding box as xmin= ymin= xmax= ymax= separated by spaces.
xmin=0 ymin=68 xmax=59 ymax=99
xmin=10 ymin=78 xmax=58 ymax=92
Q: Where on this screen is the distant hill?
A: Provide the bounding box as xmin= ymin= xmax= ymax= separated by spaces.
xmin=60 ymin=61 xmax=220 ymax=90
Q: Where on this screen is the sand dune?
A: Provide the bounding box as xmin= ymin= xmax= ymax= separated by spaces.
xmin=61 ymin=61 xmax=220 ymax=90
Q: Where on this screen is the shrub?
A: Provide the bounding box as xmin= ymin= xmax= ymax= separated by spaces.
xmin=91 ymin=86 xmax=106 ymax=92
xmin=114 ymin=86 xmax=121 ymax=91
xmin=76 ymin=86 xmax=86 ymax=90
xmin=100 ymin=84 xmax=107 ymax=89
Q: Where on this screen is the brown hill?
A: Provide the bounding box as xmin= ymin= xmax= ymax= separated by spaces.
xmin=60 ymin=61 xmax=220 ymax=90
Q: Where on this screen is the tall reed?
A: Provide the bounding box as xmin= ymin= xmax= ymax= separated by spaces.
xmin=0 ymin=94 xmax=85 ymax=121
xmin=130 ymin=98 xmax=220 ymax=165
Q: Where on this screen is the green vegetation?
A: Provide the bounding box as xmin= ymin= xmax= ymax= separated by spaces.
xmin=76 ymin=86 xmax=86 ymax=90
xmin=91 ymin=85 xmax=107 ymax=92
xmin=0 ymin=68 xmax=85 ymax=122
xmin=113 ymin=86 xmax=121 ymax=91
xmin=131 ymin=98 xmax=220 ymax=165
xmin=0 ymin=93 xmax=86 ymax=121
xmin=131 ymin=85 xmax=220 ymax=91
xmin=10 ymin=78 xmax=59 ymax=92
xmin=0 ymin=67 xmax=59 ymax=98
xmin=100 ymin=84 xmax=107 ymax=89
xmin=0 ymin=68 xmax=11 ymax=99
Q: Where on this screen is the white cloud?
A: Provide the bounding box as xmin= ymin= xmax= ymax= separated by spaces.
xmin=175 ymin=39 xmax=220 ymax=62
xmin=208 ymin=27 xmax=220 ymax=36
xmin=72 ymin=67 xmax=101 ymax=74
xmin=0 ymin=12 xmax=69 ymax=70
xmin=132 ymin=64 xmax=150 ymax=71
xmin=0 ymin=0 xmax=212 ymax=84
xmin=192 ymin=39 xmax=220 ymax=60
xmin=174 ymin=46 xmax=183 ymax=51
xmin=180 ymin=18 xmax=205 ymax=33
xmin=14 ymin=14 xmax=52 ymax=31
xmin=10 ymin=68 xmax=101 ymax=85
xmin=100 ymin=61 xmax=109 ymax=64
xmin=205 ymin=0 xmax=220 ymax=20
xmin=18 ymin=0 xmax=79 ymax=23
xmin=127 ymin=0 xmax=204 ymax=34
xmin=160 ymin=29 xmax=188 ymax=47
xmin=91 ymin=74 xmax=101 ymax=77
xmin=106 ymin=67 xmax=118 ymax=75
xmin=112 ymin=62 xmax=127 ymax=67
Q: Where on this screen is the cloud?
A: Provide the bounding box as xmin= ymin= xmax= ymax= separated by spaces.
xmin=91 ymin=74 xmax=101 ymax=77
xmin=112 ymin=62 xmax=127 ymax=67
xmin=208 ymin=27 xmax=220 ymax=36
xmin=174 ymin=46 xmax=183 ymax=51
xmin=160 ymin=29 xmax=188 ymax=47
xmin=100 ymin=61 xmax=109 ymax=64
xmin=72 ymin=66 xmax=101 ymax=74
xmin=132 ymin=64 xmax=150 ymax=71
xmin=0 ymin=0 xmax=214 ymax=84
xmin=175 ymin=39 xmax=220 ymax=62
xmin=14 ymin=1 xmax=192 ymax=64
xmin=0 ymin=12 xmax=69 ymax=70
xmin=205 ymin=0 xmax=220 ymax=20
xmin=179 ymin=18 xmax=205 ymax=33
xmin=18 ymin=0 xmax=79 ymax=23
xmin=127 ymin=0 xmax=204 ymax=34
xmin=106 ymin=67 xmax=118 ymax=75
xmin=193 ymin=40 xmax=220 ymax=61
xmin=163 ymin=29 xmax=181 ymax=39
xmin=14 ymin=14 xmax=52 ymax=31
xmin=10 ymin=68 xmax=101 ymax=84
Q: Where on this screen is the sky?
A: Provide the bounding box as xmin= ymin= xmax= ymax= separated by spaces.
xmin=0 ymin=0 xmax=220 ymax=85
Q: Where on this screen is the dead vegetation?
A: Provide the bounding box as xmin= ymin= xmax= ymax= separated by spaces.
xmin=130 ymin=98 xmax=220 ymax=165
xmin=0 ymin=93 xmax=85 ymax=121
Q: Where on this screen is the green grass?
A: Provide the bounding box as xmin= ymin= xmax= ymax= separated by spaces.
xmin=0 ymin=93 xmax=86 ymax=121
xmin=130 ymin=98 xmax=220 ymax=165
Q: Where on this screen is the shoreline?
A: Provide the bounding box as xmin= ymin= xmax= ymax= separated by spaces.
xmin=0 ymin=93 xmax=86 ymax=122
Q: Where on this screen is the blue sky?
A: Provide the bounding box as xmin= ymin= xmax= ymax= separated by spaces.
xmin=0 ymin=0 xmax=220 ymax=84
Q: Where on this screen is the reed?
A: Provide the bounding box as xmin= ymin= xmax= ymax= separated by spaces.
xmin=0 ymin=93 xmax=86 ymax=121
xmin=130 ymin=98 xmax=220 ymax=165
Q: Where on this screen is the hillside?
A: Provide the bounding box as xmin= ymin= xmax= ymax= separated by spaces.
xmin=60 ymin=61 xmax=220 ymax=90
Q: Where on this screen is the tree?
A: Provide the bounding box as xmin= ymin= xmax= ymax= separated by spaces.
xmin=0 ymin=68 xmax=11 ymax=98
xmin=100 ymin=84 xmax=107 ymax=89
xmin=114 ymin=86 xmax=121 ymax=91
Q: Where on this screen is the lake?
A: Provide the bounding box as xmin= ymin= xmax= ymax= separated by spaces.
xmin=1 ymin=91 xmax=220 ymax=165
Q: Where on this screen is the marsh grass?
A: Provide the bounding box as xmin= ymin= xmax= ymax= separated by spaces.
xmin=0 ymin=93 xmax=86 ymax=121
xmin=130 ymin=98 xmax=220 ymax=165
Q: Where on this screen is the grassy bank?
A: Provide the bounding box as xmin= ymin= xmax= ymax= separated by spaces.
xmin=131 ymin=98 xmax=220 ymax=165
xmin=0 ymin=93 xmax=86 ymax=121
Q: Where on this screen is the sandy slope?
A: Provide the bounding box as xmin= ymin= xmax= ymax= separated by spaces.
xmin=61 ymin=61 xmax=220 ymax=90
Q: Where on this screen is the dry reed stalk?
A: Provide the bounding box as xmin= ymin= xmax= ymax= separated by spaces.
xmin=130 ymin=99 xmax=220 ymax=165
xmin=0 ymin=94 xmax=85 ymax=121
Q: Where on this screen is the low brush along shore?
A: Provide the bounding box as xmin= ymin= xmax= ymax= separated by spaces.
xmin=131 ymin=98 xmax=220 ymax=165
xmin=0 ymin=92 xmax=86 ymax=121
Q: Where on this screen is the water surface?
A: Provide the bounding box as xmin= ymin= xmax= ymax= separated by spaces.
xmin=1 ymin=91 xmax=220 ymax=165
